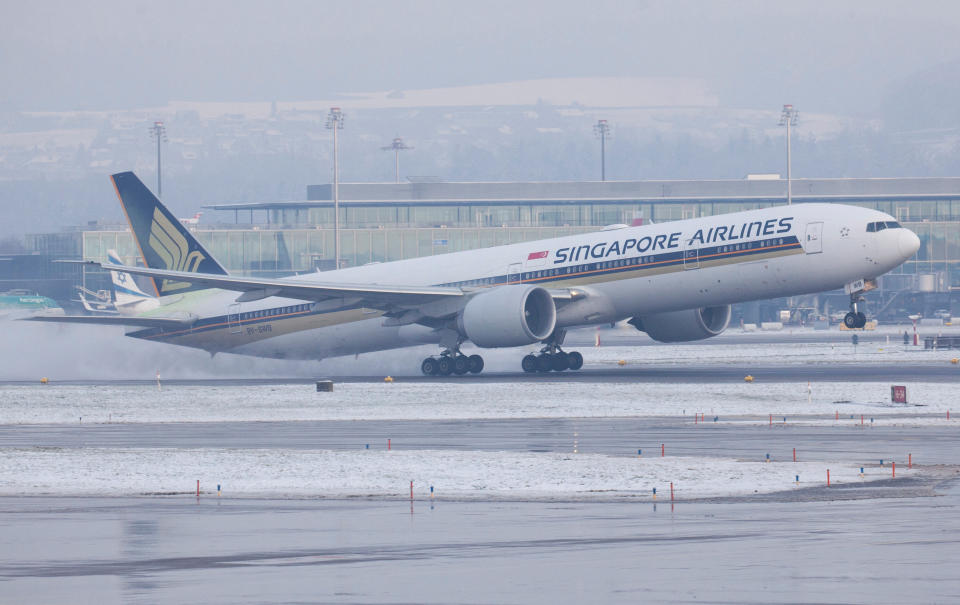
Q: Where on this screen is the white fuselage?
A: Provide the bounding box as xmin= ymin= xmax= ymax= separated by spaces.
xmin=126 ymin=203 xmax=918 ymax=360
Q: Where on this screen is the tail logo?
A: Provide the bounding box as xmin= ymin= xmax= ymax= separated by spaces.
xmin=148 ymin=207 xmax=206 ymax=292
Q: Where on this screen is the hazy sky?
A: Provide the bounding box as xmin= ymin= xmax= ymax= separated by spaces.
xmin=2 ymin=0 xmax=959 ymax=117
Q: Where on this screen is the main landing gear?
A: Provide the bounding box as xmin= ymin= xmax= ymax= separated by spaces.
xmin=420 ymin=351 xmax=484 ymax=376
xmin=843 ymin=292 xmax=868 ymax=329
xmin=521 ymin=346 xmax=584 ymax=373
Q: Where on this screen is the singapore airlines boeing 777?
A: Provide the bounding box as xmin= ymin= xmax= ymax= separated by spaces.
xmin=31 ymin=172 xmax=920 ymax=375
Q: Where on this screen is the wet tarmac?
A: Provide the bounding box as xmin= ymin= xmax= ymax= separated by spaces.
xmin=4 ymin=360 xmax=959 ymax=385
xmin=2 ymin=418 xmax=958 ymax=466
xmin=1 ymin=484 xmax=959 ymax=604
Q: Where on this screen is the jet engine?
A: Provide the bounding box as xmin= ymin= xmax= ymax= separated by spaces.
xmin=628 ymin=305 xmax=731 ymax=343
xmin=458 ymin=285 xmax=556 ymax=348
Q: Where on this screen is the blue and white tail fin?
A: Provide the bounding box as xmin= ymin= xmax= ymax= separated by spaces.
xmin=107 ymin=249 xmax=154 ymax=306
xmin=110 ymin=171 xmax=228 ymax=296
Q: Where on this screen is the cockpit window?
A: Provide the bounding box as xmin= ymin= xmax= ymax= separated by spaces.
xmin=866 ymin=221 xmax=902 ymax=232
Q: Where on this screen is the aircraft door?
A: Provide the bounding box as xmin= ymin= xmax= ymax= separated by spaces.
xmin=507 ymin=262 xmax=522 ymax=284
xmin=804 ymin=222 xmax=823 ymax=254
xmin=228 ymin=303 xmax=241 ymax=334
xmin=683 ymin=239 xmax=700 ymax=270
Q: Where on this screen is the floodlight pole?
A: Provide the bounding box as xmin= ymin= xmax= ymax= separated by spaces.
xmin=326 ymin=108 xmax=344 ymax=269
xmin=594 ymin=119 xmax=610 ymax=181
xmin=150 ymin=121 xmax=167 ymax=197
xmin=779 ymin=105 xmax=799 ymax=205
xmin=381 ymin=136 xmax=413 ymax=184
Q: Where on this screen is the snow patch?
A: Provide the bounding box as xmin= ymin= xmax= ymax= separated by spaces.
xmin=1 ymin=381 xmax=955 ymax=425
xmin=0 ymin=448 xmax=898 ymax=500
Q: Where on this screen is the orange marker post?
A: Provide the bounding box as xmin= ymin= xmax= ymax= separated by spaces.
xmin=670 ymin=482 xmax=674 ymax=502
xmin=909 ymin=453 xmax=912 ymax=469
xmin=827 ymin=469 xmax=831 ymax=487
xmin=661 ymin=443 xmax=665 ymax=457
xmin=892 ymin=461 xmax=896 ymax=478
xmin=793 ymin=448 xmax=796 ymax=462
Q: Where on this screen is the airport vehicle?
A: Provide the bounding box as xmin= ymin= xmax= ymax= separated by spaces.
xmin=77 ymin=250 xmax=160 ymax=315
xmin=30 ymin=171 xmax=921 ymax=375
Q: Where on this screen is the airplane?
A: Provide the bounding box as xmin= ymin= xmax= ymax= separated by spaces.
xmin=28 ymin=171 xmax=921 ymax=375
xmin=1 ymin=289 xmax=63 ymax=319
xmin=179 ymin=212 xmax=203 ymax=225
xmin=76 ymin=250 xmax=159 ymax=315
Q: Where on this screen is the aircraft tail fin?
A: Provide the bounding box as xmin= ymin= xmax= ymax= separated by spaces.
xmin=106 ymin=249 xmax=154 ymax=304
xmin=110 ymin=172 xmax=228 ymax=296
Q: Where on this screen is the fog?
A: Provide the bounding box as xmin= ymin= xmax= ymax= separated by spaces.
xmin=2 ymin=0 xmax=960 ymax=236
xmin=0 ymin=320 xmax=524 ymax=381
xmin=2 ymin=0 xmax=958 ymax=117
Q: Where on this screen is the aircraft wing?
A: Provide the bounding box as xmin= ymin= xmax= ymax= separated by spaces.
xmin=23 ymin=315 xmax=195 ymax=328
xmin=96 ymin=262 xmax=466 ymax=307
xmin=72 ymin=261 xmax=583 ymax=313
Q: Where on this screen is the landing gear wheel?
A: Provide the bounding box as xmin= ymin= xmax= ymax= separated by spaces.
xmin=467 ymin=354 xmax=484 ymax=374
xmin=855 ymin=311 xmax=867 ymax=328
xmin=550 ymin=352 xmax=570 ymax=372
xmin=421 ymin=358 xmax=439 ymax=376
xmin=521 ymin=354 xmax=538 ymax=373
xmin=843 ymin=312 xmax=858 ymax=329
xmin=453 ymin=355 xmax=470 ymax=375
xmin=437 ymin=356 xmax=454 ymax=376
xmin=535 ymin=354 xmax=552 ymax=373
xmin=566 ymin=351 xmax=584 ymax=371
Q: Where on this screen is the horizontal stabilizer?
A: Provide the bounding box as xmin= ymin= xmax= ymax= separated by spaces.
xmin=23 ymin=315 xmax=195 ymax=328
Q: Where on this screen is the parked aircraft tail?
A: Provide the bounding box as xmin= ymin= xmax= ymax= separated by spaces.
xmin=106 ymin=249 xmax=155 ymax=305
xmin=110 ymin=171 xmax=228 ymax=295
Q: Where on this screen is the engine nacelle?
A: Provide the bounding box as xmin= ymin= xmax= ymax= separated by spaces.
xmin=458 ymin=285 xmax=557 ymax=348
xmin=628 ymin=305 xmax=731 ymax=343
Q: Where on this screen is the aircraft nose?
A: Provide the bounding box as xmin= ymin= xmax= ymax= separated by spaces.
xmin=898 ymin=229 xmax=920 ymax=258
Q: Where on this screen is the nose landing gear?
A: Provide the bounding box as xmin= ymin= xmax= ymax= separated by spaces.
xmin=843 ymin=293 xmax=868 ymax=329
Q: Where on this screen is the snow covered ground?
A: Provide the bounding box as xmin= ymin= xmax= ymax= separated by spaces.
xmin=0 ymin=447 xmax=902 ymax=500
xmin=585 ymin=339 xmax=960 ymax=368
xmin=0 ymin=380 xmax=956 ymax=425
xmin=1 ymin=327 xmax=951 ymax=500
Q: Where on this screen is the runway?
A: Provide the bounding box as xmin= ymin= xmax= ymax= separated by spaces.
xmin=2 ymin=336 xmax=959 ymax=603
xmin=357 ymin=361 xmax=957 ymax=383
xmin=3 ymin=419 xmax=958 ymax=465
xmin=7 ymin=359 xmax=958 ymax=385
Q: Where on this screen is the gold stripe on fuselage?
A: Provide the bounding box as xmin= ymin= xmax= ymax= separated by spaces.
xmin=141 ymin=308 xmax=384 ymax=352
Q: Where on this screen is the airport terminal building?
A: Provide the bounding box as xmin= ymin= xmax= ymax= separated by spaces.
xmin=36 ymin=176 xmax=960 ymax=319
